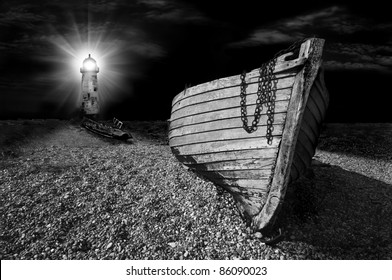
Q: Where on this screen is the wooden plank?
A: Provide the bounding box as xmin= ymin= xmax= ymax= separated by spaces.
xmin=298 ymin=126 xmax=316 ymax=159
xmin=302 ymin=107 xmax=320 ymax=139
xmin=311 ymin=80 xmax=328 ymax=119
xmin=172 ymin=87 xmax=291 ymax=113
xmin=169 ymin=124 xmax=284 ymax=146
xmin=211 ymin=178 xmax=270 ymax=191
xmin=306 ymin=93 xmax=323 ymax=124
xmin=172 ymin=149 xmax=278 ymax=165
xmin=171 ymin=135 xmax=281 ymax=155
xmin=291 ymin=137 xmax=311 ymax=175
xmin=170 ymin=111 xmax=287 ymax=132
xmin=170 ymin=99 xmax=290 ymax=123
xmin=313 ymin=68 xmax=329 ymax=117
xmin=172 ymin=83 xmax=292 ymax=112
xmin=169 ymin=113 xmax=286 ymax=137
xmin=197 ymin=169 xmax=271 ymax=180
xmin=186 ymin=158 xmax=275 ymax=171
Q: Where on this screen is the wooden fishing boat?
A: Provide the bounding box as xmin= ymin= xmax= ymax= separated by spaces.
xmin=81 ymin=117 xmax=131 ymax=140
xmin=168 ymin=38 xmax=329 ymax=234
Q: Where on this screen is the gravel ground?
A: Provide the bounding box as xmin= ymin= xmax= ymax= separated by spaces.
xmin=0 ymin=120 xmax=391 ymax=260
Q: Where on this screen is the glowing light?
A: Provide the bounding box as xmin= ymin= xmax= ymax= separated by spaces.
xmin=83 ymin=59 xmax=97 ymax=71
xmin=34 ymin=9 xmax=165 ymax=118
xmin=38 ymin=16 xmax=135 ymax=116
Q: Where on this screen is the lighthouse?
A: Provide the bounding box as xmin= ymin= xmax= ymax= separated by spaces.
xmin=80 ymin=54 xmax=99 ymax=116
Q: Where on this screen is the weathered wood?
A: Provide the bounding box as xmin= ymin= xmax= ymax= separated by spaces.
xmin=172 ymin=87 xmax=292 ymax=114
xmin=186 ymin=158 xmax=275 ymax=171
xmin=169 ymin=113 xmax=286 ymax=137
xmin=308 ymin=93 xmax=324 ymax=123
xmin=172 ymin=60 xmax=303 ymax=105
xmin=305 ymin=93 xmax=323 ymax=125
xmin=170 ymin=100 xmax=291 ymax=123
xmin=171 ymin=77 xmax=295 ymax=120
xmin=169 ymin=125 xmax=284 ymax=146
xmin=210 ymin=178 xmax=270 ymax=190
xmin=314 ymin=68 xmax=329 ymax=117
xmin=291 ymin=134 xmax=312 ymax=176
xmin=173 ymin=149 xmax=278 ymax=165
xmin=198 ymin=170 xmax=271 ymax=180
xmin=297 ymin=128 xmax=315 ymax=161
xmin=170 ymin=112 xmax=287 ymax=132
xmin=290 ymin=67 xmax=329 ymax=182
xmin=252 ymin=67 xmax=307 ymax=230
xmin=253 ymin=38 xmax=325 ymax=231
xmin=171 ymin=136 xmax=281 ymax=155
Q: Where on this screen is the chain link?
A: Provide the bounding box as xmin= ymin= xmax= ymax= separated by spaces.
xmin=240 ymin=57 xmax=277 ymax=145
xmin=240 ymin=38 xmax=310 ymax=145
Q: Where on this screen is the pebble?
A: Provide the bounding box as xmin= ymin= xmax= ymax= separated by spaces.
xmin=254 ymin=232 xmax=263 ymax=238
xmin=6 ymin=121 xmax=389 ymax=260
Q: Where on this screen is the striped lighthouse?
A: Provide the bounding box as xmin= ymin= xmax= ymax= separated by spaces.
xmin=80 ymin=54 xmax=99 ymax=116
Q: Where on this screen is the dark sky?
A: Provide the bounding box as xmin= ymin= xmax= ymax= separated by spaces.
xmin=1 ymin=0 xmax=392 ymax=122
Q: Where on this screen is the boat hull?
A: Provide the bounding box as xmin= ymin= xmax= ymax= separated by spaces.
xmin=169 ymin=38 xmax=328 ymax=232
xmin=81 ymin=118 xmax=131 ymax=140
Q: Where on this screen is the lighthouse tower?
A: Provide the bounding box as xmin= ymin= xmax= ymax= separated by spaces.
xmin=80 ymin=54 xmax=99 ymax=116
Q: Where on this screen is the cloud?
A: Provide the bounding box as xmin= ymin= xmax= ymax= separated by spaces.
xmin=228 ymin=7 xmax=342 ymax=47
xmin=0 ymin=5 xmax=53 ymax=28
xmin=231 ymin=30 xmax=303 ymax=47
xmin=323 ymin=61 xmax=390 ymax=72
xmin=227 ymin=5 xmax=392 ymax=73
xmin=283 ymin=6 xmax=343 ymax=29
xmin=324 ymin=43 xmax=392 ymax=72
xmin=229 ymin=6 xmax=390 ymax=47
xmin=138 ymin=0 xmax=211 ymax=23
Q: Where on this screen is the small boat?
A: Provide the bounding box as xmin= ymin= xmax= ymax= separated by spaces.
xmin=81 ymin=117 xmax=131 ymax=140
xmin=168 ymin=38 xmax=329 ymax=234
